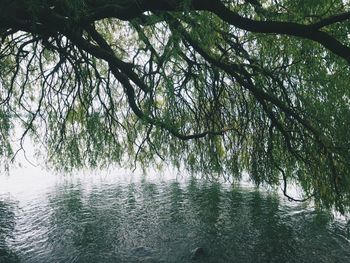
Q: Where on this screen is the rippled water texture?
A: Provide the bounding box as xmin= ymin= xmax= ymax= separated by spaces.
xmin=0 ymin=170 xmax=349 ymax=263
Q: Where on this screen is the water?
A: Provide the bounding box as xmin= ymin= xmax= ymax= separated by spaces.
xmin=0 ymin=168 xmax=349 ymax=263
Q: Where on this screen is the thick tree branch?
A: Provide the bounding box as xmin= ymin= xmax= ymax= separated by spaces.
xmin=80 ymin=0 xmax=350 ymax=63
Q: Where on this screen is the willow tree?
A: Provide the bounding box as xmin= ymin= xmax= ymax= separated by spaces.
xmin=1 ymin=0 xmax=350 ymax=211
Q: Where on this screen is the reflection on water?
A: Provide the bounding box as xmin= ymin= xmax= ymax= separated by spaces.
xmin=0 ymin=172 xmax=349 ymax=263
xmin=0 ymin=199 xmax=19 ymax=263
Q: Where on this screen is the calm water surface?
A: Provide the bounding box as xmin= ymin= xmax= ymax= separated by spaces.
xmin=0 ymin=168 xmax=349 ymax=263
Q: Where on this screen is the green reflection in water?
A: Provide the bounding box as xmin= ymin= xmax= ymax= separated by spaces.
xmin=1 ymin=177 xmax=349 ymax=263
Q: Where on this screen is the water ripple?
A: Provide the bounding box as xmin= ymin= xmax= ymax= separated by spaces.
xmin=0 ymin=176 xmax=349 ymax=262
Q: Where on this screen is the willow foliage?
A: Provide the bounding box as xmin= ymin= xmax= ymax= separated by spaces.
xmin=1 ymin=0 xmax=350 ymax=212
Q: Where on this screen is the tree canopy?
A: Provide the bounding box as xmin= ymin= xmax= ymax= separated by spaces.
xmin=1 ymin=0 xmax=350 ymax=212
